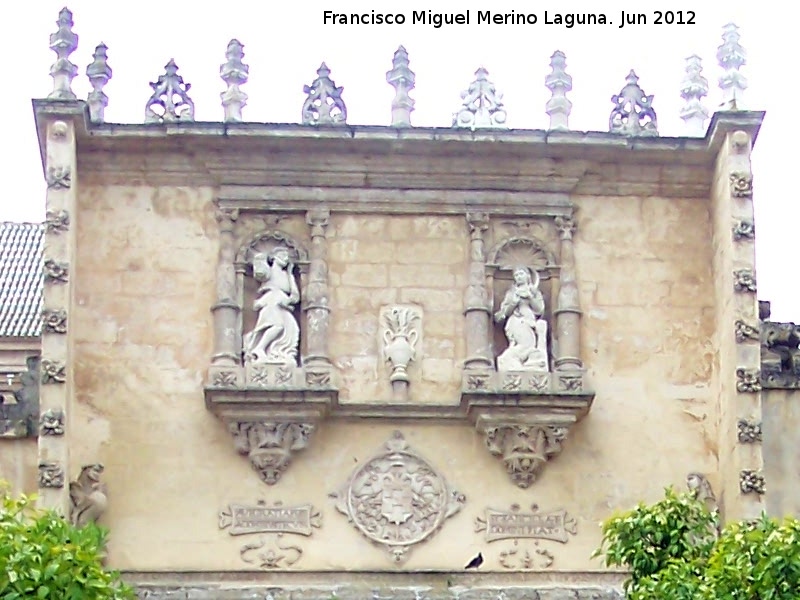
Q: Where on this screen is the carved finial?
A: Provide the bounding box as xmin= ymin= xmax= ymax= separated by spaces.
xmin=86 ymin=43 xmax=112 ymax=122
xmin=453 ymin=68 xmax=507 ymax=130
xmin=302 ymin=63 xmax=347 ymax=125
xmin=545 ymin=51 xmax=572 ymax=131
xmin=48 ymin=7 xmax=79 ymax=100
xmin=386 ymin=45 xmax=415 ymax=127
xmin=220 ymin=39 xmax=249 ymax=123
xmin=717 ymin=23 xmax=747 ymax=110
xmin=609 ymin=70 xmax=658 ymax=137
xmin=144 ymin=59 xmax=195 ymax=123
xmin=679 ymin=55 xmax=709 ymax=136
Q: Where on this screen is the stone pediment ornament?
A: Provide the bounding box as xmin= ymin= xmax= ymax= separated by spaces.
xmin=302 ymin=63 xmax=347 ymax=125
xmin=453 ymin=67 xmax=507 ymax=129
xmin=609 ymin=70 xmax=658 ymax=137
xmin=145 ymin=59 xmax=195 ymax=123
xmin=330 ymin=431 xmax=465 ymax=564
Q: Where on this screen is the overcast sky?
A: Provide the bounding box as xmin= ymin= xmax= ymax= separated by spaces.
xmin=2 ymin=1 xmax=797 ymax=319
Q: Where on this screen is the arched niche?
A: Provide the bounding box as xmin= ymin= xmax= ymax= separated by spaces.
xmin=486 ymin=236 xmax=559 ymax=369
xmin=234 ymin=230 xmax=310 ymax=366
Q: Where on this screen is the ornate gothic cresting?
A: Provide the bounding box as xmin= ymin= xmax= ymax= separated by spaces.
xmin=302 ymin=63 xmax=347 ymax=125
xmin=609 ymin=70 xmax=658 ymax=137
xmin=331 ymin=431 xmax=465 ymax=564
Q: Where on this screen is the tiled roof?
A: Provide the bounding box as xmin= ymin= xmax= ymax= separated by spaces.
xmin=0 ymin=222 xmax=43 ymax=337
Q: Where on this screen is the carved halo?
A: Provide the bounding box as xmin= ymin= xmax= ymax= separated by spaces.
xmin=487 ymin=236 xmax=555 ymax=275
xmin=235 ymin=230 xmax=309 ymax=270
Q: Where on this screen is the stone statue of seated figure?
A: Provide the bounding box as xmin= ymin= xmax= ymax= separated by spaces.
xmin=243 ymin=247 xmax=300 ymax=365
xmin=494 ymin=266 xmax=549 ymax=372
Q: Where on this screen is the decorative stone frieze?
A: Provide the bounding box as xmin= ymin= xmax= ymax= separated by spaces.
xmin=737 ymin=419 xmax=762 ymax=443
xmin=69 ymin=464 xmax=107 ymax=526
xmin=381 ymin=305 xmax=421 ymax=397
xmin=545 ymin=51 xmax=572 ymax=131
xmin=42 ymin=308 xmax=68 ymax=333
xmin=609 ymin=70 xmax=658 ymax=137
xmin=220 ymin=39 xmax=249 ymax=123
xmin=145 ymin=59 xmax=195 ymax=123
xmin=730 ymin=172 xmax=753 ymax=198
xmin=48 ymin=8 xmax=78 ymax=100
xmin=453 ymin=68 xmax=507 ymax=129
xmin=39 ymin=461 xmax=65 ymax=488
xmin=732 ymin=219 xmax=755 ymax=241
xmin=739 ymin=470 xmax=765 ymax=495
xmin=734 ymin=319 xmax=759 ymax=343
xmin=40 ymin=409 xmax=65 ymax=436
xmin=40 ymin=359 xmax=66 ymax=384
xmin=228 ymin=421 xmax=315 ymax=485
xmin=86 ymin=43 xmax=112 ymax=122
xmin=46 ymin=166 xmax=71 ymax=189
xmin=331 ymin=431 xmax=465 ymax=564
xmin=679 ymin=55 xmax=709 ymax=136
xmin=760 ymin=320 xmax=800 ymax=388
xmin=302 ymin=63 xmax=347 ymax=125
xmin=718 ymin=23 xmax=747 ymax=110
xmin=735 ymin=368 xmax=761 ymax=393
xmin=733 ymin=269 xmax=756 ymax=292
xmin=483 ymin=423 xmax=568 ymax=488
xmin=45 ymin=209 xmax=70 ymax=233
xmin=43 ymin=259 xmax=69 ymax=283
xmin=386 ymin=46 xmax=415 ymax=127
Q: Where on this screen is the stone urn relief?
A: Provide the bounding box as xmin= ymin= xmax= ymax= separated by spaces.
xmin=381 ymin=305 xmax=422 ymax=401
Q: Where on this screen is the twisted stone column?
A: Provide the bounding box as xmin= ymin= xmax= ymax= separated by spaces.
xmin=554 ymin=215 xmax=583 ymax=370
xmin=464 ymin=213 xmax=493 ymax=369
xmin=211 ymin=208 xmax=240 ymax=366
xmin=303 ymin=207 xmax=331 ymax=367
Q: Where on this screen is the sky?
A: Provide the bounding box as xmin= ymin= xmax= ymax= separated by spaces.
xmin=2 ymin=0 xmax=798 ymax=319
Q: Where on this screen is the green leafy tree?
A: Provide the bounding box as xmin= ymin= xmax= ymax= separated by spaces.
xmin=0 ymin=482 xmax=134 ymax=600
xmin=595 ymin=486 xmax=800 ymax=599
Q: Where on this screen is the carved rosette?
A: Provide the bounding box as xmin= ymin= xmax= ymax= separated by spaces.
xmin=736 ymin=368 xmax=761 ymax=393
xmin=737 ymin=419 xmax=762 ymax=443
xmin=739 ymin=470 xmax=765 ymax=495
xmin=482 ymin=423 xmax=568 ymax=488
xmin=733 ymin=269 xmax=756 ymax=292
xmin=40 ymin=360 xmax=66 ymax=384
xmin=45 ymin=209 xmax=70 ymax=233
xmin=735 ymin=319 xmax=759 ymax=343
xmin=39 ymin=462 xmax=65 ymax=488
xmin=42 ymin=309 xmax=68 ymax=334
xmin=40 ymin=410 xmax=65 ymax=435
xmin=229 ymin=422 xmax=315 ymax=485
xmin=331 ymin=431 xmax=465 ymax=564
xmin=730 ymin=172 xmax=753 ymax=198
xmin=732 ymin=219 xmax=755 ymax=241
xmin=46 ymin=166 xmax=71 ymax=189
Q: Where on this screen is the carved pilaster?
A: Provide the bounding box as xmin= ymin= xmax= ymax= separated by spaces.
xmin=553 ymin=215 xmax=582 ymax=370
xmin=464 ymin=213 xmax=493 ymax=370
xmin=211 ymin=207 xmax=240 ymax=366
xmin=228 ymin=421 xmax=315 ymax=485
xmin=303 ymin=207 xmax=332 ymax=368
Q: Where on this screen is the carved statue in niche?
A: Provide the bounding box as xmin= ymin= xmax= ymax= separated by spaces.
xmin=243 ymin=246 xmax=301 ymax=365
xmin=494 ymin=266 xmax=549 ymax=372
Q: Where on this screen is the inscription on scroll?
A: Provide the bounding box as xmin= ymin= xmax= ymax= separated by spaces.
xmin=475 ymin=504 xmax=577 ymax=543
xmin=219 ymin=502 xmax=319 ymax=536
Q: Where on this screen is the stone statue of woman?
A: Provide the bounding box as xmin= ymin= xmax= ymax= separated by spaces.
xmin=243 ymin=246 xmax=300 ymax=365
xmin=494 ymin=266 xmax=549 ymax=371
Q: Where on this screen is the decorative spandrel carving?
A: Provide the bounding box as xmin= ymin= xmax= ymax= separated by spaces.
xmin=45 ymin=209 xmax=70 ymax=233
xmin=42 ymin=309 xmax=67 ymax=334
xmin=39 ymin=462 xmax=65 ymax=488
xmin=243 ymin=247 xmax=301 ymax=366
xmin=609 ymin=70 xmax=658 ymax=137
xmin=494 ymin=267 xmax=549 ymax=372
xmin=302 ymin=63 xmax=347 ymax=125
xmin=41 ymin=359 xmax=66 ymax=384
xmin=453 ymin=68 xmax=507 ymax=129
xmin=739 ymin=470 xmax=765 ymax=495
xmin=761 ymin=321 xmax=800 ymax=388
xmin=69 ymin=464 xmax=107 ymax=527
xmin=145 ymin=59 xmax=195 ymax=123
xmin=0 ymin=357 xmax=39 ymax=438
xmin=735 ymin=319 xmax=759 ymax=343
xmin=40 ymin=409 xmax=64 ymax=436
xmin=331 ymin=431 xmax=465 ymax=564
xmin=737 ymin=419 xmax=762 ymax=443
xmin=733 ymin=269 xmax=756 ymax=292
xmin=483 ymin=423 xmax=568 ymax=488
xmin=382 ymin=305 xmax=421 ymax=384
xmin=43 ymin=259 xmax=69 ymax=283
xmin=229 ymin=421 xmax=315 ymax=485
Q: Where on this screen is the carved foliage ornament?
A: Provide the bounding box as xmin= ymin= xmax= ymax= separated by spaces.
xmin=734 ymin=319 xmax=759 ymax=343
xmin=40 ymin=409 xmax=65 ymax=435
xmin=331 ymin=431 xmax=465 ymax=564
xmin=730 ymin=172 xmax=753 ymax=198
xmin=732 ymin=219 xmax=755 ymax=241
xmin=69 ymin=464 xmax=107 ymax=527
xmin=45 ymin=209 xmax=70 ymax=233
xmin=145 ymin=59 xmax=195 ymax=123
xmin=453 ymin=67 xmax=507 ymax=129
xmin=39 ymin=462 xmax=65 ymax=488
xmin=42 ymin=309 xmax=68 ymax=334
xmin=609 ymin=70 xmax=658 ymax=137
xmin=736 ymin=368 xmax=761 ymax=393
xmin=43 ymin=259 xmax=69 ymax=283
xmin=733 ymin=269 xmax=756 ymax=292
xmin=46 ymin=166 xmax=71 ymax=190
xmin=229 ymin=421 xmax=315 ymax=485
xmin=737 ymin=419 xmax=762 ymax=443
xmin=484 ymin=424 xmax=568 ymax=488
xmin=740 ymin=470 xmax=765 ymax=495
xmin=302 ymin=63 xmax=347 ymax=125
xmin=40 ymin=359 xmax=66 ymax=384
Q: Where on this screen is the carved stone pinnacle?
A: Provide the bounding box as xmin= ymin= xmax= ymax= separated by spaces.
xmin=48 ymin=7 xmax=79 ymax=100
xmin=609 ymin=70 xmax=658 ymax=137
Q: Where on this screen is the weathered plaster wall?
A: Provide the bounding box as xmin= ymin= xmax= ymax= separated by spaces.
xmin=0 ymin=438 xmax=37 ymax=493
xmin=71 ymin=182 xmax=716 ymax=573
xmin=763 ymin=389 xmax=800 ymax=517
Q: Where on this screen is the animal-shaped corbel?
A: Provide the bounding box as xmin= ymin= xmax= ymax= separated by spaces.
xmin=69 ymin=464 xmax=108 ymax=527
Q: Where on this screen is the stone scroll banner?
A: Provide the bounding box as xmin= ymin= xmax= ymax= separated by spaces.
xmin=219 ymin=503 xmax=319 ymax=536
xmin=475 ymin=506 xmax=577 ymax=543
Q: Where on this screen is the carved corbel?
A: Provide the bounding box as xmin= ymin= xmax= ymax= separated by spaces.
xmin=477 ymin=417 xmax=571 ymax=488
xmin=228 ymin=421 xmax=315 ymax=485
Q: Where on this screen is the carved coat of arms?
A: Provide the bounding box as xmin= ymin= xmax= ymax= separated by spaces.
xmin=330 ymin=431 xmax=465 ymax=563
